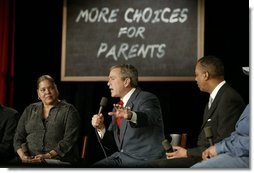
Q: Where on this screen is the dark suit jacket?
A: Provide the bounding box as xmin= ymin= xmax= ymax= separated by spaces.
xmin=102 ymin=88 xmax=165 ymax=163
xmin=0 ymin=105 xmax=20 ymax=162
xmin=147 ymin=83 xmax=246 ymax=168
xmin=187 ymin=83 xmax=245 ymax=157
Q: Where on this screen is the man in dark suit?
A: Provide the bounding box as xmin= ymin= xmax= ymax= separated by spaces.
xmin=191 ymin=66 xmax=250 ymax=168
xmin=147 ymin=56 xmax=245 ymax=167
xmin=0 ymin=104 xmax=20 ymax=164
xmin=91 ymin=64 xmax=165 ymax=167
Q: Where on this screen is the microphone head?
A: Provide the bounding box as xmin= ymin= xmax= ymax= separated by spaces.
xmin=162 ymin=139 xmax=173 ymax=152
xmin=204 ymin=126 xmax=213 ymax=138
xmin=100 ymin=97 xmax=108 ymax=107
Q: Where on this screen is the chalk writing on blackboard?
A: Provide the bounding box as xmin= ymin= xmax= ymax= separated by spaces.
xmin=61 ymin=0 xmax=204 ymax=81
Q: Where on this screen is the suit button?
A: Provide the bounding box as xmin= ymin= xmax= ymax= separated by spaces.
xmin=120 ymin=149 xmax=124 ymax=152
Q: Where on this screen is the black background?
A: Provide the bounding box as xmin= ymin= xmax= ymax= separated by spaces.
xmin=13 ymin=0 xmax=249 ymax=166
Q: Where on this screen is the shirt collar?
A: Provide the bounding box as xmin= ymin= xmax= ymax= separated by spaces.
xmin=122 ymin=88 xmax=136 ymax=107
xmin=210 ymin=80 xmax=226 ymax=100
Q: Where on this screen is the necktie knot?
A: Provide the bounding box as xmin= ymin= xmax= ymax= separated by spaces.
xmin=118 ymin=100 xmax=124 ymax=106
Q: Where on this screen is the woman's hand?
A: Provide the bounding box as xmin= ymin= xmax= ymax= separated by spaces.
xmin=20 ymin=155 xmax=43 ymax=163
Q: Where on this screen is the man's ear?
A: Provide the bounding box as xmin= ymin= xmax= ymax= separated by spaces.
xmin=124 ymin=78 xmax=131 ymax=87
xmin=203 ymin=71 xmax=210 ymax=81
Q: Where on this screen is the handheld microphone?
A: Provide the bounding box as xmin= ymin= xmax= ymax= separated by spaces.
xmin=95 ymin=97 xmax=108 ymax=159
xmin=204 ymin=126 xmax=214 ymax=146
xmin=98 ymin=97 xmax=108 ymax=115
xmin=162 ymin=139 xmax=174 ymax=153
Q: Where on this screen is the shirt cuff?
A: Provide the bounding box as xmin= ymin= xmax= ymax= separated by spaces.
xmin=129 ymin=111 xmax=137 ymax=123
xmin=215 ymin=143 xmax=223 ymax=154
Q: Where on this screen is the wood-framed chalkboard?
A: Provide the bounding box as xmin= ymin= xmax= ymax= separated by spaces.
xmin=61 ymin=0 xmax=204 ymax=81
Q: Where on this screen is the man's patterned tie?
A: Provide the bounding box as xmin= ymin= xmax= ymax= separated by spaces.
xmin=116 ymin=100 xmax=124 ymax=128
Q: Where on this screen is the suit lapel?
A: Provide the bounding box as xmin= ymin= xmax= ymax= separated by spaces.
xmin=118 ymin=88 xmax=141 ymax=147
xmin=200 ymin=83 xmax=228 ymax=129
xmin=201 ymin=103 xmax=217 ymax=129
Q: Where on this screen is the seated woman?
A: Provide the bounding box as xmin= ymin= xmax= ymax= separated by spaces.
xmin=13 ymin=75 xmax=80 ymax=165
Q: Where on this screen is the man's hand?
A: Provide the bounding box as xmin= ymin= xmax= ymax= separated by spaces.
xmin=91 ymin=113 xmax=105 ymax=130
xmin=202 ymin=145 xmax=217 ymax=160
xmin=108 ymin=103 xmax=132 ymax=120
xmin=166 ymin=146 xmax=187 ymax=159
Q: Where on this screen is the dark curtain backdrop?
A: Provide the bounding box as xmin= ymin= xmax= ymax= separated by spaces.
xmin=13 ymin=0 xmax=249 ymax=166
xmin=0 ymin=0 xmax=15 ymax=106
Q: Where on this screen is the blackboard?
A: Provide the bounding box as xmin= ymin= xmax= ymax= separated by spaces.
xmin=61 ymin=0 xmax=204 ymax=81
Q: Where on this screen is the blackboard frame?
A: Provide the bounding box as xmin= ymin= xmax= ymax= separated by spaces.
xmin=61 ymin=0 xmax=204 ymax=81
